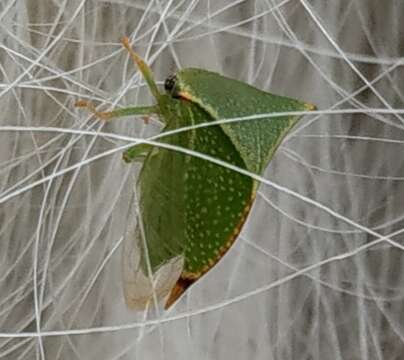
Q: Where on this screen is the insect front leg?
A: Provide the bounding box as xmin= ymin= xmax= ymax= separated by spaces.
xmin=123 ymin=144 xmax=153 ymax=163
xmin=75 ymin=100 xmax=158 ymax=121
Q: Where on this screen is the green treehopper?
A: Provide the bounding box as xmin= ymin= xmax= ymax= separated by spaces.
xmin=76 ymin=37 xmax=316 ymax=310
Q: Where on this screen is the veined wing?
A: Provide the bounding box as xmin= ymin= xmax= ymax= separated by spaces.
xmin=122 ymin=203 xmax=184 ymax=310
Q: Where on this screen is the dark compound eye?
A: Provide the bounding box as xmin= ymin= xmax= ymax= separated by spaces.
xmin=164 ymin=75 xmax=177 ymax=93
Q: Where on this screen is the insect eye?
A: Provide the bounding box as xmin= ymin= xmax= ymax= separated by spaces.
xmin=164 ymin=75 xmax=177 ymax=94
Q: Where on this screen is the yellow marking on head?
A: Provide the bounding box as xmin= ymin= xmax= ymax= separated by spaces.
xmin=178 ymin=91 xmax=194 ymax=102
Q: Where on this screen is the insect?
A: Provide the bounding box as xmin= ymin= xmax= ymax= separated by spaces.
xmin=76 ymin=37 xmax=316 ymax=310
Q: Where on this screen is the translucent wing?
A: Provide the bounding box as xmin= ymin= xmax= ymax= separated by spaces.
xmin=121 ymin=124 xmax=189 ymax=310
xmin=122 ymin=208 xmax=184 ymax=310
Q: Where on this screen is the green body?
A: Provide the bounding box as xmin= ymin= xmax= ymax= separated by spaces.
xmin=137 ymin=94 xmax=254 ymax=279
xmin=126 ymin=68 xmax=314 ymax=308
xmin=78 ymin=45 xmax=315 ymax=309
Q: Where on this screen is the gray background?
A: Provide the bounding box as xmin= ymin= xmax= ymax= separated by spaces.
xmin=1 ymin=0 xmax=404 ymax=359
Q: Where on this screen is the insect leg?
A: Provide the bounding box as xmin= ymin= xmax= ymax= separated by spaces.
xmin=121 ymin=37 xmax=162 ymax=103
xmin=122 ymin=144 xmax=153 ymax=163
xmin=75 ymin=100 xmax=158 ymax=121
